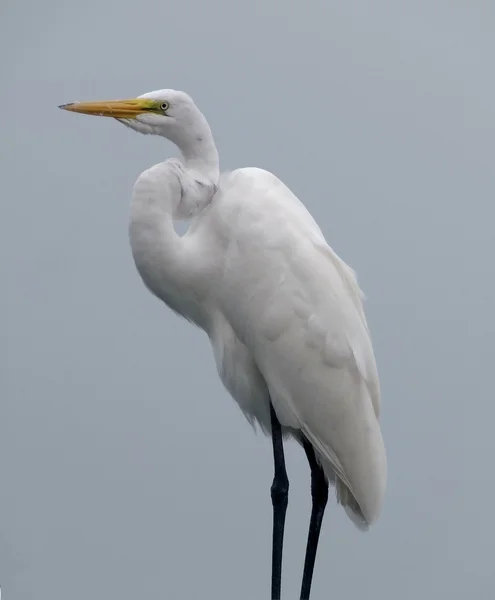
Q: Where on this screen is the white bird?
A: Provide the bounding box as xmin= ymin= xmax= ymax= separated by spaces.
xmin=60 ymin=89 xmax=387 ymax=600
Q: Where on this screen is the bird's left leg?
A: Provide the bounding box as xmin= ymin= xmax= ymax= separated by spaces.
xmin=270 ymin=402 xmax=289 ymax=600
xmin=299 ymin=438 xmax=329 ymax=600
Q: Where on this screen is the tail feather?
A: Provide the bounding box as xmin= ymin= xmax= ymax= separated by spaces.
xmin=303 ymin=431 xmax=373 ymax=531
xmin=336 ymin=478 xmax=369 ymax=531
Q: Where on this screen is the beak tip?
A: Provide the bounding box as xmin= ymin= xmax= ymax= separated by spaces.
xmin=58 ymin=98 xmax=143 ymax=118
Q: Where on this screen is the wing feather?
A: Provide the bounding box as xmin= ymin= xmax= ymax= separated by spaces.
xmin=206 ymin=168 xmax=387 ymax=525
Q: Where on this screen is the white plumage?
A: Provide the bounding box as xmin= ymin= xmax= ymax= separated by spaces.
xmin=60 ymin=88 xmax=387 ymax=596
xmin=188 ymin=166 xmax=386 ymax=527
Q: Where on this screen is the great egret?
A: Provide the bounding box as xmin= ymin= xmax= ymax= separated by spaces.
xmin=60 ymin=89 xmax=387 ymax=600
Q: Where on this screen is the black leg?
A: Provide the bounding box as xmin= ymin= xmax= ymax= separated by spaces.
xmin=300 ymin=439 xmax=329 ymax=600
xmin=270 ymin=402 xmax=289 ymax=600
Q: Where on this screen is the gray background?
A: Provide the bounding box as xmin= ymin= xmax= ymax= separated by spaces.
xmin=2 ymin=1 xmax=494 ymax=598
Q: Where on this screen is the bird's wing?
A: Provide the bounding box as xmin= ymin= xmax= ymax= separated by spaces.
xmin=208 ymin=168 xmax=386 ymax=526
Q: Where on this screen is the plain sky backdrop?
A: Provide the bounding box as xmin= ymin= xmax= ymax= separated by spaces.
xmin=2 ymin=1 xmax=495 ymax=598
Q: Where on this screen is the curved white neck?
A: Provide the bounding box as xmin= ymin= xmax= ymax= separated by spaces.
xmin=181 ymin=130 xmax=220 ymax=180
xmin=166 ymin=106 xmax=220 ymax=189
xmin=128 ymin=122 xmax=220 ymax=329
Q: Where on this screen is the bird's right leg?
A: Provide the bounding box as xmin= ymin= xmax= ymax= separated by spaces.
xmin=299 ymin=438 xmax=329 ymax=600
xmin=270 ymin=402 xmax=289 ymax=600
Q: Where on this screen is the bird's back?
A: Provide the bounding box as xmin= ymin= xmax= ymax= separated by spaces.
xmin=198 ymin=167 xmax=387 ymax=527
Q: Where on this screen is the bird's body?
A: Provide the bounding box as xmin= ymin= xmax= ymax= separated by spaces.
xmin=131 ymin=163 xmax=386 ymax=526
xmin=61 ymin=89 xmax=387 ymax=599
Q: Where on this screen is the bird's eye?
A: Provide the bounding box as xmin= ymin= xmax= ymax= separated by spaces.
xmin=160 ymin=102 xmax=169 ymax=112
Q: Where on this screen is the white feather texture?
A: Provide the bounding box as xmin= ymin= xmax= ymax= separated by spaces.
xmin=64 ymin=88 xmax=387 ymax=529
xmin=191 ymin=167 xmax=387 ymax=527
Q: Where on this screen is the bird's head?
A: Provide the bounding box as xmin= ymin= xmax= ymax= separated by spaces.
xmin=59 ymin=89 xmax=207 ymax=147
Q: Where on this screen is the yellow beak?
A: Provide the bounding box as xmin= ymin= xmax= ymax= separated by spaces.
xmin=58 ymin=98 xmax=154 ymax=119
